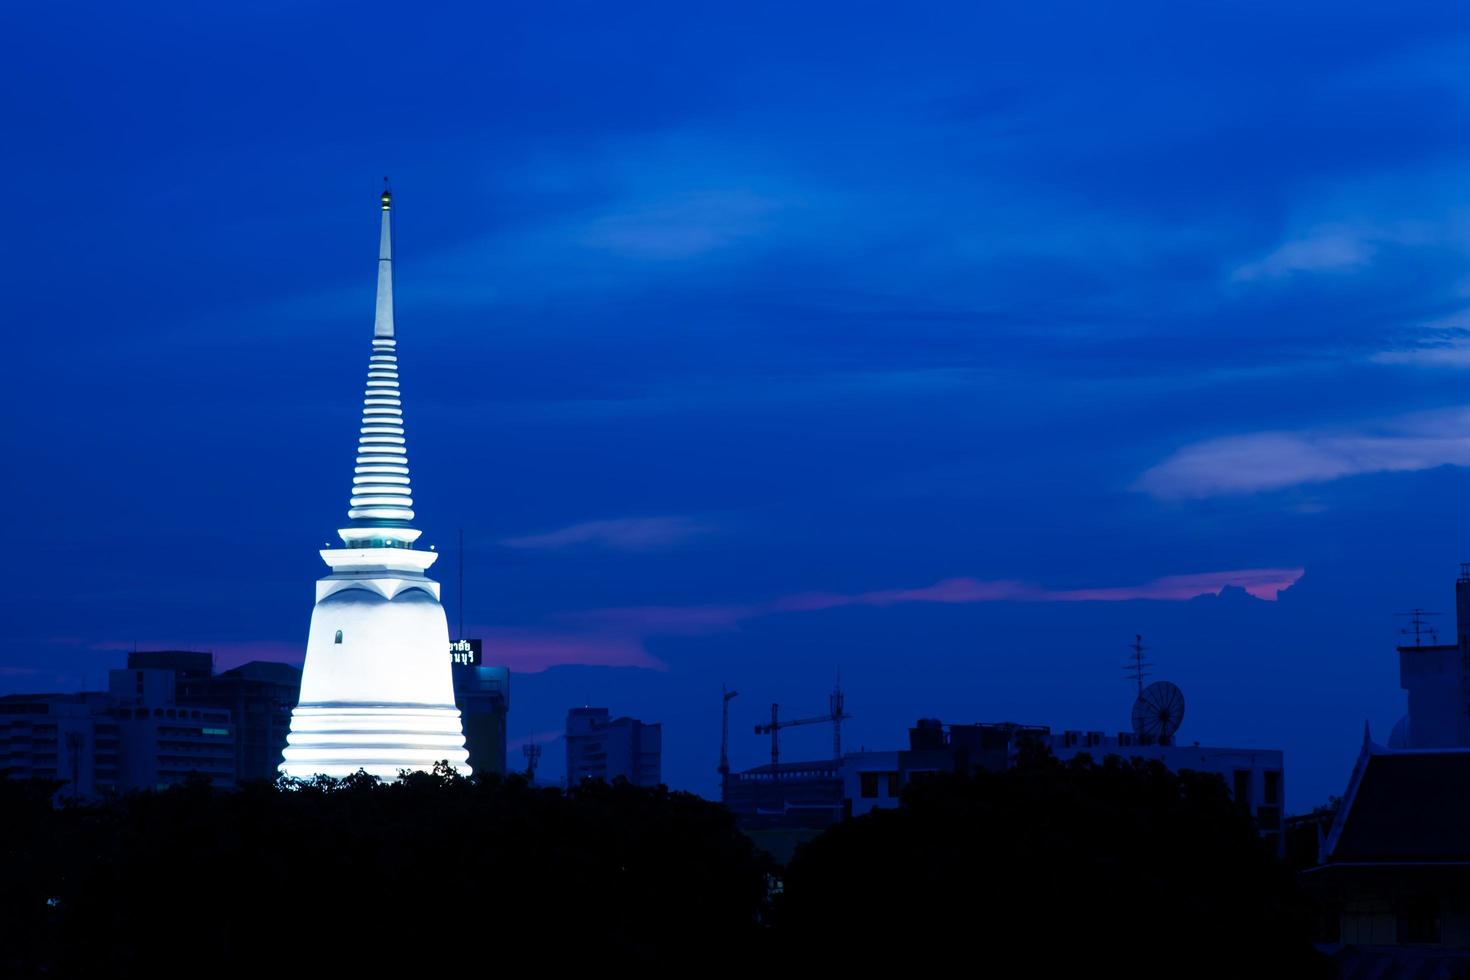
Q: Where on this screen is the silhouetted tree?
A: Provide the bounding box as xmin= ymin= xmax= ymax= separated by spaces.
xmin=5 ymin=768 xmax=771 ymax=977
xmin=774 ymin=746 xmax=1332 ymax=977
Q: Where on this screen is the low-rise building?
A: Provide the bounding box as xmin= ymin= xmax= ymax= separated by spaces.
xmin=108 ymin=667 xmax=235 ymax=790
xmin=565 ymin=707 xmax=661 ymax=788
xmin=0 ymin=693 xmax=117 ymax=798
xmin=0 ymin=667 xmax=237 ymax=797
xmin=1303 ymin=733 xmax=1470 ymax=972
xmin=724 ymin=759 xmax=845 ymax=830
xmin=840 ymin=718 xmax=1286 ymax=855
xmin=125 ymin=651 xmax=298 ymax=784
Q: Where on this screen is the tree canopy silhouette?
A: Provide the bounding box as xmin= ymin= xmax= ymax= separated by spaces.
xmin=774 ymin=745 xmax=1331 ymax=976
xmin=2 ymin=768 xmax=771 ymax=977
xmin=4 ymin=748 xmax=1333 ymax=976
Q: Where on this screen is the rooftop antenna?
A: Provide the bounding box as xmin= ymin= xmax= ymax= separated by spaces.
xmin=522 ymin=742 xmax=542 ymax=781
xmin=719 ymin=685 xmax=739 ymax=794
xmin=458 ymin=527 xmax=465 ymax=641
xmin=830 ymin=668 xmax=845 ymax=760
xmin=1124 ymin=634 xmax=1152 ymax=696
xmin=1396 ymin=608 xmax=1440 ymax=647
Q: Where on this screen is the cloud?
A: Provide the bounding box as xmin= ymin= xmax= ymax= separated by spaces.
xmin=475 ymin=627 xmax=665 ymax=673
xmin=479 ymin=567 xmax=1302 ymax=671
xmin=1374 ymin=340 xmax=1470 ymax=368
xmin=775 ymin=568 xmax=1304 ymax=608
xmin=1373 ymin=314 xmax=1470 ymax=368
xmin=577 ymin=188 xmax=787 ymax=260
xmin=1137 ymin=408 xmax=1470 ymax=498
xmin=569 ymin=604 xmax=754 ymax=631
xmin=501 ymin=516 xmax=712 ymax=552
xmin=1231 ymin=228 xmax=1374 ymax=281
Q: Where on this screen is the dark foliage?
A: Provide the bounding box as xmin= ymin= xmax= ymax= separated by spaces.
xmin=4 ymin=750 xmax=1334 ymax=976
xmin=774 ymin=745 xmax=1333 ymax=976
xmin=1 ymin=768 xmax=771 ymax=977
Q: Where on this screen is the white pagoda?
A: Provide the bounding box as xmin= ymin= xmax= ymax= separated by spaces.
xmin=279 ymin=186 xmax=471 ymax=780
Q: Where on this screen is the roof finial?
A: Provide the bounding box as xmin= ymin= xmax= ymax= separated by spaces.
xmin=374 ymin=182 xmax=394 ymax=339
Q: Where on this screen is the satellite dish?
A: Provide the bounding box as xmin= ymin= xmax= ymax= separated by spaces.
xmin=1131 ymin=681 xmax=1185 ymax=743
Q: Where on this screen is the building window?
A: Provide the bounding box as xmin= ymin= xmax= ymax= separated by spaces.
xmin=885 ymin=772 xmax=901 ymax=797
xmin=334 ymin=630 xmax=343 ymax=644
xmin=1233 ymin=770 xmax=1252 ymax=809
xmin=1264 ymin=770 xmax=1281 ymax=805
xmin=1399 ymin=897 xmax=1441 ymax=944
xmin=859 ymin=772 xmax=881 ymax=799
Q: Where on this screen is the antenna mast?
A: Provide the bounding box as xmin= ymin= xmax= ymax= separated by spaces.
xmin=719 ymin=685 xmax=739 ymax=794
xmin=1125 ymin=634 xmax=1152 ymax=696
xmin=1397 ymin=608 xmax=1440 ymax=647
xmin=458 ymin=528 xmax=465 ymax=641
xmin=522 ymin=742 xmax=541 ymax=781
xmin=830 ymin=669 xmax=845 ymax=760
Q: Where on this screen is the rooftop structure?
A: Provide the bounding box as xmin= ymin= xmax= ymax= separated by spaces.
xmin=1305 ymin=733 xmax=1470 ymax=962
xmin=1392 ymin=564 xmax=1470 ymax=749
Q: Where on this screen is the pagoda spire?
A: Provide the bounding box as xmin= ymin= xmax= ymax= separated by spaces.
xmin=345 ymin=182 xmax=416 ymax=531
xmin=375 ymin=179 xmax=394 ymax=339
xmin=281 ymin=185 xmax=469 ymax=783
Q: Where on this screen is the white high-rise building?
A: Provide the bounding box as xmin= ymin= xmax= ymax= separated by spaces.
xmin=280 ymin=187 xmax=471 ymax=780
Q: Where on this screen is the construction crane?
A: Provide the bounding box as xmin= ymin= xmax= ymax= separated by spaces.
xmin=754 ymin=677 xmax=850 ymax=769
xmin=718 ymin=685 xmax=739 ymax=792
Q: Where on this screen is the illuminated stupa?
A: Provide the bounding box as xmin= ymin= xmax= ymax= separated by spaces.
xmin=280 ymin=186 xmax=471 ymax=780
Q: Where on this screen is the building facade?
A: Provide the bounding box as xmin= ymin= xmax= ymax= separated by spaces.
xmin=1299 ymin=565 xmax=1470 ymax=969
xmin=107 ymin=668 xmax=235 ymax=790
xmin=839 ymin=718 xmax=1286 ymax=855
xmin=129 ymin=651 xmax=300 ymax=784
xmin=0 ymin=667 xmax=237 ymax=797
xmin=0 ymin=693 xmax=117 ymax=798
xmin=1305 ymin=734 xmax=1470 ymax=971
xmin=452 ymin=659 xmax=510 ymax=777
xmin=564 ymin=707 xmax=662 ymax=788
xmin=723 ymin=760 xmax=844 ymax=830
xmin=1394 ymin=565 xmax=1470 ymax=749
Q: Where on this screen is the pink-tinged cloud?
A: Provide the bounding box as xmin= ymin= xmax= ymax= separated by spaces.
xmin=567 ymin=604 xmax=754 ymax=631
xmin=475 ymin=627 xmax=665 ymax=674
xmin=501 ymin=515 xmax=710 ymax=552
xmin=1052 ymin=568 xmax=1303 ymax=602
xmin=79 ymin=568 xmax=1304 ymax=679
xmin=773 ymin=568 xmax=1303 ymax=611
xmin=775 ymin=579 xmax=1036 ymax=611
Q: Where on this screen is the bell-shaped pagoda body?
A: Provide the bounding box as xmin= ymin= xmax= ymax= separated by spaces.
xmin=280 ymin=186 xmax=471 ymax=780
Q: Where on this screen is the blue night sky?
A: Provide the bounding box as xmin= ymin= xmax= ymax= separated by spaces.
xmin=9 ymin=2 xmax=1470 ymax=805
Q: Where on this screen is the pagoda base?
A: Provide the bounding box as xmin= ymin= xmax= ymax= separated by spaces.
xmin=279 ymin=702 xmax=472 ymax=781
